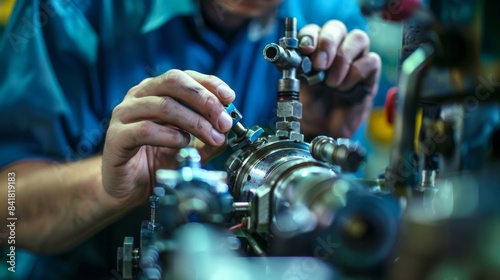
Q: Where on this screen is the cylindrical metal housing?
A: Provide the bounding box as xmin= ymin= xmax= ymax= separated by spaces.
xmin=226 ymin=139 xmax=335 ymax=202
xmin=284 ymin=17 xmax=297 ymax=39
xmin=310 ymin=136 xmax=366 ymax=172
xmin=225 ymin=137 xmax=399 ymax=270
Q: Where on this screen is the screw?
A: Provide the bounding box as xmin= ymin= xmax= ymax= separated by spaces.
xmin=148 ymin=195 xmax=159 ymax=230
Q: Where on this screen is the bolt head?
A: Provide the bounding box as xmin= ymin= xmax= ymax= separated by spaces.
xmin=304 ymin=71 xmax=326 ymax=86
xmin=300 ymin=57 xmax=312 ymax=74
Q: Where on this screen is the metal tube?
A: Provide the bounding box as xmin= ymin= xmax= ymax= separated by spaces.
xmin=242 ymin=230 xmax=267 ymax=256
xmin=388 ymin=43 xmax=435 ymax=196
xmin=263 ymin=43 xmax=301 ymax=69
xmin=232 ymin=202 xmax=251 ymax=213
xmin=284 ymin=17 xmax=297 ymax=39
xmin=310 ymin=136 xmax=366 ymax=172
xmin=232 ymin=122 xmax=247 ymax=139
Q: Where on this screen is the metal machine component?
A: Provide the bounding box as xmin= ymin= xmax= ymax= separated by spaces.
xmin=310 ymin=136 xmax=366 ymax=172
xmin=263 ymin=43 xmax=307 ymax=72
xmin=117 ymin=2 xmax=500 ymax=278
xmin=225 ymin=131 xmax=399 ymax=271
xmin=263 ymin=17 xmax=306 ymax=141
xmin=155 ymin=151 xmax=233 ymax=227
xmin=147 ymin=195 xmax=160 ymax=231
xmin=232 ymin=202 xmax=251 ymax=213
xmin=117 ymin=148 xmax=233 ymax=280
xmin=117 ymin=236 xmax=138 ymax=280
xmin=221 ymin=17 xmax=398 ymax=275
xmin=225 ymin=102 xmax=264 ymax=150
xmin=386 ymin=43 xmax=436 ymax=197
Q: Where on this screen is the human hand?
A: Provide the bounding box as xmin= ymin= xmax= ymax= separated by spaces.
xmin=297 ymin=20 xmax=381 ymax=138
xmin=102 ymin=70 xmax=235 ymax=208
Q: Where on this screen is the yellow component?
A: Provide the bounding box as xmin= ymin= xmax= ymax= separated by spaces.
xmin=0 ymin=0 xmax=16 ymax=25
xmin=414 ymin=108 xmax=422 ymax=151
xmin=344 ymin=217 xmax=368 ymax=240
xmin=367 ymin=107 xmax=423 ymax=149
xmin=366 ymin=108 xmax=394 ymax=144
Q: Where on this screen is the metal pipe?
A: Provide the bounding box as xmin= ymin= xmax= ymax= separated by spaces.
xmin=263 ymin=43 xmax=302 ymax=69
xmin=232 ymin=202 xmax=251 ymax=213
xmin=310 ymin=136 xmax=366 ymax=172
xmin=284 ymin=17 xmax=297 ymax=38
xmin=387 ymin=43 xmax=435 ymax=196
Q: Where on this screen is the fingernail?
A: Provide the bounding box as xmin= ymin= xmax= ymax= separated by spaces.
xmin=211 ymin=128 xmax=225 ymax=145
xmin=299 ymin=36 xmax=313 ymax=47
xmin=218 ymin=111 xmax=233 ymax=131
xmin=314 ymin=51 xmax=328 ymax=69
xmin=217 ymin=84 xmax=235 ymax=100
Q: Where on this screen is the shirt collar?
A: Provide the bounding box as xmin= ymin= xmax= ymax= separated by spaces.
xmin=140 ymin=0 xmax=198 ymax=34
xmin=140 ymin=0 xmax=278 ymax=41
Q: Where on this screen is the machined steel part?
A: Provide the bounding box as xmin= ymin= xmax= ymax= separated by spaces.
xmin=268 ymin=164 xmax=400 ymax=270
xmin=148 ymin=195 xmax=160 ymax=231
xmin=224 ymin=102 xmax=264 ymax=149
xmin=225 ymin=137 xmax=338 ymax=232
xmin=226 ymin=138 xmax=335 ymax=203
xmin=310 ymin=136 xmax=367 ymax=172
xmin=263 ymin=17 xmax=305 ymax=140
xmin=156 ymin=148 xmax=233 ymax=227
xmin=386 ymin=43 xmax=435 ymax=196
xmin=225 ymin=137 xmax=399 ymax=269
xmin=263 ymin=43 xmax=303 ymax=71
xmin=117 ymin=236 xmax=136 ymax=279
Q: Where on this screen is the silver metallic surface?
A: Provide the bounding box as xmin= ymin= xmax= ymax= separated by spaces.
xmin=263 ymin=17 xmax=307 ymax=140
xmin=228 ymin=125 xmax=264 ymax=150
xmin=148 ymin=195 xmax=160 ymax=231
xmin=156 ymin=148 xmax=233 ymax=227
xmin=387 ymin=43 xmax=435 ymax=194
xmin=225 ymin=97 xmax=264 ymax=150
xmin=119 ymin=236 xmax=135 ymax=279
xmin=276 ymin=100 xmax=302 ymax=118
xmin=283 ymin=17 xmax=297 ymax=39
xmin=232 ymin=202 xmax=251 ymax=213
xmin=263 ymin=43 xmax=302 ymax=69
xmin=226 ymin=138 xmax=334 ymax=202
xmin=421 ymin=170 xmax=436 ymax=188
xmin=302 ymin=71 xmax=325 ymax=86
xmin=310 ymin=136 xmax=366 ymax=172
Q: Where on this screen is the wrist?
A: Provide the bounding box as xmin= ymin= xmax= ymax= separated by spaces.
xmin=91 ymin=156 xmax=131 ymax=212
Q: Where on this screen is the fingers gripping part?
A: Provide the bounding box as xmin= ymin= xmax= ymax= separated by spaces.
xmin=130 ymin=121 xmax=190 ymax=149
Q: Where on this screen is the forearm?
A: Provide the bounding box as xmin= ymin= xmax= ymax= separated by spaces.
xmin=0 ymin=156 xmax=131 ymax=254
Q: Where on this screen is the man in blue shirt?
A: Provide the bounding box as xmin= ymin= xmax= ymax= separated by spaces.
xmin=0 ymin=0 xmax=381 ymax=278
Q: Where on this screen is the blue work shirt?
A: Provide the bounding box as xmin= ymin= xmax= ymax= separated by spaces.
xmin=0 ymin=0 xmax=366 ymax=278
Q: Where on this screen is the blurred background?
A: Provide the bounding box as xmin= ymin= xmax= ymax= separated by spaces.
xmin=355 ymin=15 xmax=403 ymax=179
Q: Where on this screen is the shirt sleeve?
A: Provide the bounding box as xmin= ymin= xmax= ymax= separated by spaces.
xmin=0 ymin=0 xmax=100 ymax=168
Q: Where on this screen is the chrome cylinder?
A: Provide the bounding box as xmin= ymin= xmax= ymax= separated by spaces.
xmin=226 ymin=138 xmax=337 ymax=203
